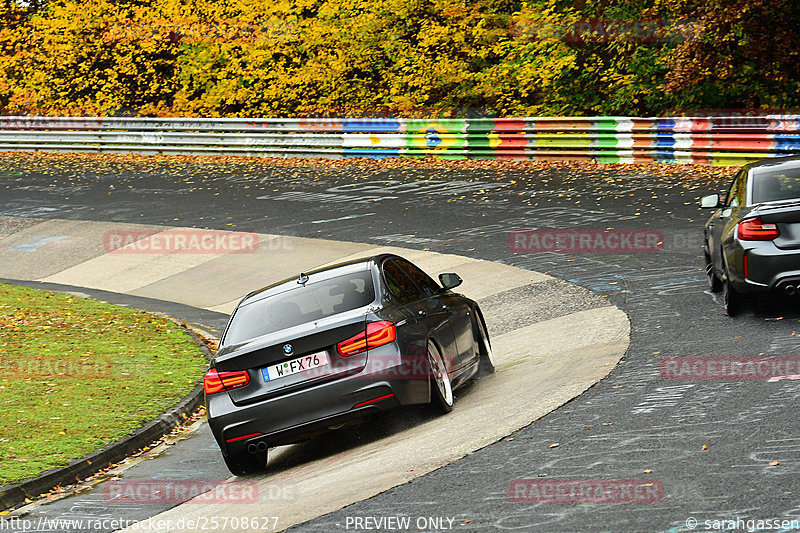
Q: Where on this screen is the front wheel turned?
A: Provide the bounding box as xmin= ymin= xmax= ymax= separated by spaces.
xmin=475 ymin=315 xmax=495 ymax=377
xmin=705 ymin=252 xmax=722 ymax=293
xmin=428 ymin=340 xmax=454 ymax=413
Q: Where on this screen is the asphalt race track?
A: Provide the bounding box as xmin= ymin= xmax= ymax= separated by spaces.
xmin=2 ymin=156 xmax=800 ymax=532
xmin=0 ymin=217 xmax=630 ymax=532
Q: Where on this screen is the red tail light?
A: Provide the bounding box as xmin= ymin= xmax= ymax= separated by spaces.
xmin=738 ymin=217 xmax=779 ymax=241
xmin=203 ymin=368 xmax=250 ymax=395
xmin=366 ymin=320 xmax=397 ymax=346
xmin=337 ymin=321 xmax=397 ymax=357
xmin=338 ymin=330 xmax=368 ymax=356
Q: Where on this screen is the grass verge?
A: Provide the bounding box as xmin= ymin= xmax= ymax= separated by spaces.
xmin=0 ymin=283 xmax=208 ymax=486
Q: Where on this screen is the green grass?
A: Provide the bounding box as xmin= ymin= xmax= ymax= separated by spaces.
xmin=0 ymin=283 xmax=208 ymax=486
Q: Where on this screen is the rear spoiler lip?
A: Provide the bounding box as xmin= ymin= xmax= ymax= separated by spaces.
xmin=752 ymin=198 xmax=800 ymax=211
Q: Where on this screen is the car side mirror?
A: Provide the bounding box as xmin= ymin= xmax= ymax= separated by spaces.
xmin=439 ymin=273 xmax=463 ymax=291
xmin=700 ymin=194 xmax=721 ymax=208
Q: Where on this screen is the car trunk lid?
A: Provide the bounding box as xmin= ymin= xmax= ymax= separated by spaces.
xmin=213 ymin=310 xmax=369 ymax=406
xmin=753 ymin=201 xmax=800 ymax=249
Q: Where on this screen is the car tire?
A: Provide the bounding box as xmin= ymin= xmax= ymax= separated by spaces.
xmin=223 ymin=449 xmax=268 ymax=476
xmin=723 ymin=277 xmax=740 ymax=317
xmin=705 ymin=252 xmax=722 ymax=292
xmin=474 ymin=312 xmax=495 ymax=377
xmin=427 ymin=340 xmax=454 ymax=413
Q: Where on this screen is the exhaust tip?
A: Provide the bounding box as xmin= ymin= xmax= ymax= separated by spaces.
xmin=247 ymin=441 xmax=268 ymax=454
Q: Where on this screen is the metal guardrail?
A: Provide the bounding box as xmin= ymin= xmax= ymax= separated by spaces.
xmin=1 ymin=116 xmax=799 ymax=165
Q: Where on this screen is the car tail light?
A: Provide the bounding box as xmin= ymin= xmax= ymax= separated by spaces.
xmin=338 ymin=331 xmax=367 ymax=356
xmin=337 ymin=321 xmax=397 ymax=357
xmin=366 ymin=320 xmax=397 ymax=346
xmin=738 ymin=217 xmax=780 ymax=241
xmin=203 ymin=368 xmax=250 ymax=395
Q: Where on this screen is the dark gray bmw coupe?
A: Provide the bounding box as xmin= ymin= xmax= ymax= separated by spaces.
xmin=701 ymin=155 xmax=800 ymax=316
xmin=204 ymin=254 xmax=494 ymax=475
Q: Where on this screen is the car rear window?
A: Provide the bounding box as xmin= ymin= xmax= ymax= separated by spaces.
xmin=223 ymin=270 xmax=375 ymax=345
xmin=752 ymin=169 xmax=800 ymax=204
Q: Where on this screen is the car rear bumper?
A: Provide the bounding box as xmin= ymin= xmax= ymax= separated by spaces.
xmin=732 ymin=241 xmax=800 ymax=294
xmin=207 ymin=355 xmax=429 ymax=456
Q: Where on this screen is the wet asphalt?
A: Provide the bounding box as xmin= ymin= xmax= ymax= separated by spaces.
xmin=1 ymin=157 xmax=799 ymax=532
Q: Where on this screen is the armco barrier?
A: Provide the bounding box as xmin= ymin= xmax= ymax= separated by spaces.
xmin=1 ymin=115 xmax=799 ymax=165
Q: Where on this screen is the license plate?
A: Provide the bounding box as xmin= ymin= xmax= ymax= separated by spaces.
xmin=261 ymin=351 xmax=329 ymax=382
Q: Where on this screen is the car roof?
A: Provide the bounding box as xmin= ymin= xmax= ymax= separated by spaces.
xmin=745 ymin=154 xmax=800 ymax=172
xmin=237 ymin=253 xmax=401 ymax=306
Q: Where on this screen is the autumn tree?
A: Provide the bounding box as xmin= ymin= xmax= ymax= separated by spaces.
xmin=0 ymin=0 xmax=798 ymax=117
xmin=649 ymin=0 xmax=800 ymax=112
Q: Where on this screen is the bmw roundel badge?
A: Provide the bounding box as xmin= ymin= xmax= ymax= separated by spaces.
xmin=283 ymin=344 xmax=294 ymax=356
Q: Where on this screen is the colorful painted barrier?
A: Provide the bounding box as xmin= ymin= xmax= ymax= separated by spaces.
xmin=0 ymin=115 xmax=798 ymax=165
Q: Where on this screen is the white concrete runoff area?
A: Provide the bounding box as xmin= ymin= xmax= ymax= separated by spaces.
xmin=0 ymin=217 xmax=630 ymax=532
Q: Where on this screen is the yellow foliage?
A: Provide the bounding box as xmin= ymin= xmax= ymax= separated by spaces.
xmin=0 ymin=0 xmax=701 ymax=117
